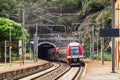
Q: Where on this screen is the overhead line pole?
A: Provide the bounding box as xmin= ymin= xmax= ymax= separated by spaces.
xmin=101 ymin=10 xmax=104 ymax=65
xmin=4 ymin=40 xmax=7 ymax=67
xmin=90 ymin=34 xmax=92 ymax=60
xmin=22 ymin=9 xmax=25 ymax=65
xmin=9 ymin=23 xmax=12 ymax=67
xmin=36 ymin=23 xmax=38 ymax=62
xmin=92 ymin=25 xmax=94 ymax=61
xmin=111 ymin=0 xmax=115 ymax=73
xmin=96 ymin=33 xmax=99 ymax=60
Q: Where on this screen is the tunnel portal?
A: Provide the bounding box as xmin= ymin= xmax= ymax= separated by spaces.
xmin=38 ymin=42 xmax=56 ymax=60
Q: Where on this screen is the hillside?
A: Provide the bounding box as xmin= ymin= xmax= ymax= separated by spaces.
xmin=0 ymin=0 xmax=112 ymax=52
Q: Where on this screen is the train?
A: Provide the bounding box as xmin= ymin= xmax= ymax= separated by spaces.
xmin=47 ymin=42 xmax=84 ymax=66
xmin=47 ymin=47 xmax=58 ymax=61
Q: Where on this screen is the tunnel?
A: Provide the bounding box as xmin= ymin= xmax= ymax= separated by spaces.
xmin=38 ymin=42 xmax=56 ymax=60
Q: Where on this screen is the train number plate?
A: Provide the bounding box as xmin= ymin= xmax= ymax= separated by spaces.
xmin=71 ymin=56 xmax=79 ymax=58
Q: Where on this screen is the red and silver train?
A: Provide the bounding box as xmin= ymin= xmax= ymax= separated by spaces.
xmin=48 ymin=42 xmax=84 ymax=66
xmin=47 ymin=48 xmax=58 ymax=61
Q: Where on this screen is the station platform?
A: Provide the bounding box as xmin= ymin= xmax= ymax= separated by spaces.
xmin=84 ymin=60 xmax=120 ymax=80
xmin=0 ymin=60 xmax=50 ymax=79
xmin=0 ymin=60 xmax=49 ymax=72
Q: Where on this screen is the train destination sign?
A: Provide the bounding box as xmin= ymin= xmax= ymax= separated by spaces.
xmin=100 ymin=28 xmax=119 ymax=37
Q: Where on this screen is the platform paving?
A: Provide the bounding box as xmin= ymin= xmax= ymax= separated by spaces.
xmin=84 ymin=60 xmax=120 ymax=80
xmin=0 ymin=60 xmax=49 ymax=73
xmin=0 ymin=60 xmax=50 ymax=79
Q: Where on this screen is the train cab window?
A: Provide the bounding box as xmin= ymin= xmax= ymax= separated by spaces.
xmin=70 ymin=46 xmax=79 ymax=55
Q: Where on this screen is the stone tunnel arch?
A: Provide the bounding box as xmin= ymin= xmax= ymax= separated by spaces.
xmin=38 ymin=42 xmax=56 ymax=60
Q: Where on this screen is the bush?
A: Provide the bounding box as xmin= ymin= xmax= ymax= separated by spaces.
xmin=93 ymin=54 xmax=101 ymax=60
xmin=89 ymin=13 xmax=98 ymax=23
xmin=11 ymin=52 xmax=19 ymax=61
xmin=86 ymin=0 xmax=104 ymax=14
xmin=104 ymin=54 xmax=111 ymax=61
xmin=84 ymin=52 xmax=90 ymax=59
xmin=93 ymin=52 xmax=111 ymax=61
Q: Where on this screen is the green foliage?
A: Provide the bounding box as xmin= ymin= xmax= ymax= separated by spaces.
xmin=0 ymin=0 xmax=17 ymax=17
xmin=83 ymin=51 xmax=111 ymax=61
xmin=11 ymin=52 xmax=19 ymax=61
xmin=83 ymin=6 xmax=112 ymax=53
xmin=0 ymin=0 xmax=112 ymax=61
xmin=0 ymin=17 xmax=29 ymax=62
xmin=84 ymin=52 xmax=90 ymax=59
xmin=104 ymin=54 xmax=111 ymax=61
xmin=93 ymin=54 xmax=101 ymax=60
xmin=89 ymin=13 xmax=98 ymax=23
xmin=0 ymin=17 xmax=22 ymax=41
xmin=61 ymin=0 xmax=81 ymax=13
xmin=57 ymin=18 xmax=64 ymax=24
xmin=0 ymin=17 xmax=29 ymax=41
xmin=103 ymin=7 xmax=112 ymax=28
xmin=86 ymin=0 xmax=104 ymax=14
xmin=93 ymin=52 xmax=111 ymax=61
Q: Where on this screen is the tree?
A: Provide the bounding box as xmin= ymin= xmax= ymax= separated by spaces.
xmin=86 ymin=0 xmax=104 ymax=14
xmin=0 ymin=17 xmax=29 ymax=62
xmin=0 ymin=0 xmax=17 ymax=17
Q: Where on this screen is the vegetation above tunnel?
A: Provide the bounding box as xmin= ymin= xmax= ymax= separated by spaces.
xmin=0 ymin=0 xmax=112 ymax=61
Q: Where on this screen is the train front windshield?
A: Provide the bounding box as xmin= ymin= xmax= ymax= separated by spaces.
xmin=70 ymin=46 xmax=79 ymax=55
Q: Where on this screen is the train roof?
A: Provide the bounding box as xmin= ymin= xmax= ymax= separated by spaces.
xmin=68 ymin=42 xmax=80 ymax=46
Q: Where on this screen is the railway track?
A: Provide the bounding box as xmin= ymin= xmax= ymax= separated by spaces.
xmin=56 ymin=67 xmax=80 ymax=80
xmin=54 ymin=66 xmax=84 ymax=80
xmin=19 ymin=62 xmax=60 ymax=80
xmin=32 ymin=62 xmax=69 ymax=80
xmin=19 ymin=62 xmax=85 ymax=80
